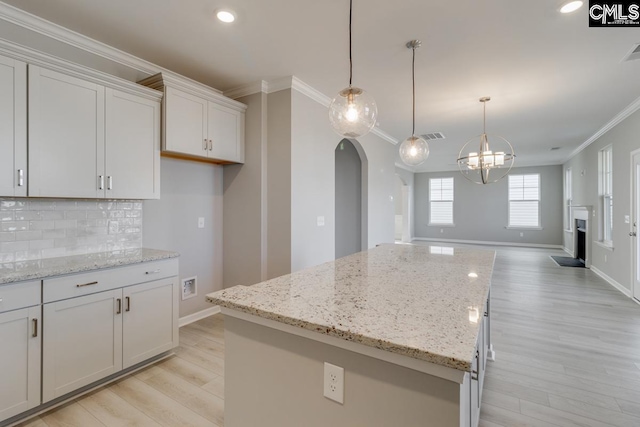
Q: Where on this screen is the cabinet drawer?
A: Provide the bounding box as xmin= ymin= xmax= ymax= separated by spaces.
xmin=43 ymin=258 xmax=178 ymax=303
xmin=0 ymin=280 xmax=41 ymax=314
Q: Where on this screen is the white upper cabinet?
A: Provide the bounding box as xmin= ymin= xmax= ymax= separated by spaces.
xmin=165 ymin=86 xmax=208 ymax=157
xmin=139 ymin=73 xmax=246 ymax=164
xmin=29 ymin=66 xmax=105 ymax=198
xmin=0 ymin=55 xmax=27 ymax=197
xmin=106 ymin=88 xmax=160 ymax=199
xmin=208 ymin=100 xmax=244 ymax=163
xmin=28 ymin=65 xmax=162 ymax=199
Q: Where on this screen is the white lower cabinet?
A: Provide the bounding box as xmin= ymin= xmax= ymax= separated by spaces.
xmin=42 ymin=289 xmax=123 ymax=402
xmin=122 ymin=278 xmax=179 ymax=369
xmin=42 ymin=259 xmax=179 ymax=404
xmin=0 ymin=280 xmax=41 ymax=423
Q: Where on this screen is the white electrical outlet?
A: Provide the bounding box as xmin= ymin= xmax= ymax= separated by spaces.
xmin=625 ymin=215 xmax=630 ymax=224
xmin=198 ymin=217 xmax=205 ymax=228
xmin=317 ymin=216 xmax=325 ymax=227
xmin=520 ymin=232 xmax=524 ymax=237
xmin=323 ymin=362 xmax=344 ymax=404
xmin=181 ymin=276 xmax=198 ymax=300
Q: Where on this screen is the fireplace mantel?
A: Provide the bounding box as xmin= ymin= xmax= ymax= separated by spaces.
xmin=571 ymin=206 xmax=592 ymax=267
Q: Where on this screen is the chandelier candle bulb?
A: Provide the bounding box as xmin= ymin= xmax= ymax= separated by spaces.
xmin=457 ymin=97 xmax=515 ymax=184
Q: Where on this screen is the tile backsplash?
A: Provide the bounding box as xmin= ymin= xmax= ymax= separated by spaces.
xmin=0 ymin=198 xmax=143 ymax=262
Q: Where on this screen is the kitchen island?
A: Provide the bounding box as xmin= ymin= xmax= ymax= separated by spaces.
xmin=207 ymin=243 xmax=495 ymax=427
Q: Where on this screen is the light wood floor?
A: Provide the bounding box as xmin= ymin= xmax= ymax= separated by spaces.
xmin=17 ymin=246 xmax=640 ymax=427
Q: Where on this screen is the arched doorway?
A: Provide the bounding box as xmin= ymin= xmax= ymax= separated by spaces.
xmin=335 ymin=139 xmax=366 ymax=258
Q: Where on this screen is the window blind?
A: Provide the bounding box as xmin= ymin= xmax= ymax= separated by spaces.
xmin=429 ymin=178 xmax=454 ymax=225
xmin=508 ymin=174 xmax=540 ymax=227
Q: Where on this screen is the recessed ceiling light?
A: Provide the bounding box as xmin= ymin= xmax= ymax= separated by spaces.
xmin=560 ymin=1 xmax=583 ymax=13
xmin=216 ymin=9 xmax=236 ymax=23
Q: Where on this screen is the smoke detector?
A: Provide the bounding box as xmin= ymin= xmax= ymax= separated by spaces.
xmin=420 ymin=132 xmax=445 ymax=141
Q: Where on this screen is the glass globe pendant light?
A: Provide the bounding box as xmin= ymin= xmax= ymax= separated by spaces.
xmin=399 ymin=40 xmax=429 ymax=167
xmin=456 ymin=97 xmax=515 ymax=184
xmin=328 ymin=0 xmax=378 ymax=138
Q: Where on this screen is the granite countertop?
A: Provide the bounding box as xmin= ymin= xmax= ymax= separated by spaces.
xmin=0 ymin=248 xmax=180 ymax=284
xmin=207 ymin=243 xmax=495 ymax=372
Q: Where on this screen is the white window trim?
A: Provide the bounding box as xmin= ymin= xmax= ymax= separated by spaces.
xmin=564 ymin=168 xmax=572 ymax=233
xmin=429 ymin=177 xmax=455 ymax=226
xmin=507 ymin=174 xmax=541 ymax=229
xmin=598 ymin=145 xmax=613 ymax=246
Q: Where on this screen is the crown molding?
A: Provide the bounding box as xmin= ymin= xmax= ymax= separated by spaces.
xmin=0 ymin=1 xmax=223 ymax=96
xmin=224 ymin=76 xmax=399 ymax=145
xmin=138 ymin=72 xmax=246 ymax=112
xmin=0 ymin=38 xmax=162 ymax=100
xmin=223 ymin=81 xmax=268 ymax=100
xmin=565 ymin=94 xmax=640 ymax=162
xmin=395 ymin=162 xmax=416 ymax=173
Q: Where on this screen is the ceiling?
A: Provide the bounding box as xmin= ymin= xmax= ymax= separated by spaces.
xmin=3 ymin=0 xmax=640 ymax=172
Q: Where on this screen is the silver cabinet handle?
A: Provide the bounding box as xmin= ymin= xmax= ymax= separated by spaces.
xmin=76 ymin=281 xmax=98 ymax=288
xmin=125 ymin=296 xmax=131 ymax=312
xmin=116 ymin=298 xmax=122 ymax=314
xmin=107 ymin=176 xmax=113 ymax=190
xmin=630 ymin=232 xmax=637 ymax=237
xmin=98 ymin=175 xmax=104 ymax=190
xmin=18 ymin=169 xmax=24 ymax=186
xmin=471 ymin=350 xmax=479 ymax=380
xmin=145 ymin=269 xmax=160 ymax=275
xmin=32 ymin=318 xmax=38 ymax=338
xmin=209 ymin=139 xmax=213 ymax=151
xmin=203 ymin=139 xmax=207 ymax=150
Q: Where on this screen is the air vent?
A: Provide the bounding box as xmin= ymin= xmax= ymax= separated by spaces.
xmin=550 ymin=147 xmax=561 ymax=151
xmin=623 ymin=43 xmax=640 ymax=62
xmin=420 ymin=132 xmax=445 ymax=141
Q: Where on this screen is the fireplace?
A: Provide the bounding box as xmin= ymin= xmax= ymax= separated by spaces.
xmin=571 ymin=206 xmax=591 ymax=268
xmin=576 ymin=219 xmax=586 ymax=263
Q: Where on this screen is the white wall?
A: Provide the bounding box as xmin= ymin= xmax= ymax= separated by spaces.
xmin=335 ymin=139 xmax=362 ymax=258
xmin=414 ymin=165 xmax=563 ymax=246
xmin=563 ymin=108 xmax=640 ymax=291
xmin=395 ymin=166 xmax=415 ymax=239
xmin=143 ymin=157 xmax=223 ymax=317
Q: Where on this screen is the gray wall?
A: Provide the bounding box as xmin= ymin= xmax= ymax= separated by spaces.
xmin=414 ymin=165 xmax=563 ymax=246
xmin=267 ymin=89 xmax=292 ymax=279
xmin=563 ymin=108 xmax=640 ymax=291
xmin=223 ymin=92 xmax=267 ymax=288
xmin=290 ymin=90 xmax=395 ymax=272
xmin=335 ymin=139 xmax=362 ymax=259
xmin=143 ymin=157 xmax=223 ymax=317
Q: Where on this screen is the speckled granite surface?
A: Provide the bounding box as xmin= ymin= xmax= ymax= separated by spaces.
xmin=0 ymin=248 xmax=179 ymax=284
xmin=207 ymin=243 xmax=495 ymax=372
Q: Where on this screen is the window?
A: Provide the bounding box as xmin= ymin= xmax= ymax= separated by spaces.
xmin=564 ymin=168 xmax=572 ymax=231
xmin=508 ymin=174 xmax=540 ymax=228
xmin=429 ymin=177 xmax=454 ymax=225
xmin=599 ymin=146 xmax=613 ymax=244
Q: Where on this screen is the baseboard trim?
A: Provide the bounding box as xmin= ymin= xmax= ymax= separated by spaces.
xmin=590 ymin=266 xmax=632 ymax=298
xmin=179 ymin=306 xmax=221 ymax=327
xmin=411 ymin=237 xmax=563 ymax=250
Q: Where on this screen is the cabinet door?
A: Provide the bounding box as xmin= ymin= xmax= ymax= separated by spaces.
xmin=105 ymin=88 xmax=160 ymax=199
xmin=28 ymin=65 xmax=105 ymax=198
xmin=122 ymin=277 xmax=178 ymax=369
xmin=43 ymin=290 xmax=122 ymax=403
xmin=0 ymin=306 xmax=40 ymax=422
xmin=0 ymin=56 xmax=27 ymax=197
xmin=208 ymin=100 xmax=244 ymax=163
xmin=165 ymin=86 xmax=208 ymax=158
xmin=469 ymin=343 xmax=480 ymax=427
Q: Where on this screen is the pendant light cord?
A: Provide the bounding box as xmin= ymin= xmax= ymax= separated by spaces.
xmin=349 ymin=0 xmax=353 ymax=86
xmin=412 ymin=45 xmax=416 ymax=137
xmin=483 ymin=101 xmax=486 ymax=134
